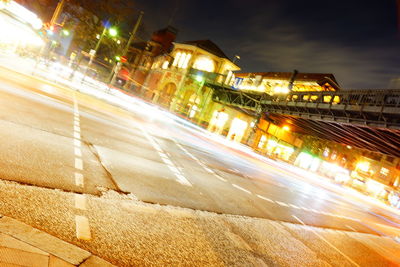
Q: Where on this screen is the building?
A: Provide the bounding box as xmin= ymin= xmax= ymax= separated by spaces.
xmin=124 ymin=26 xmax=178 ymax=90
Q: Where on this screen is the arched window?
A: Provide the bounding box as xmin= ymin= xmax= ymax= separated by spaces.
xmin=172 ymin=52 xmax=181 ymax=67
xmin=178 ymin=52 xmax=186 ymax=68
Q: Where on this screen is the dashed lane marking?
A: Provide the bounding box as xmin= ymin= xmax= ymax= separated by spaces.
xmin=74 ymin=139 xmax=81 ymax=147
xmin=292 ymin=215 xmax=360 ymax=267
xmin=173 ymin=139 xmax=231 ymax=183
xmin=74 ymin=147 xmax=82 ymax=157
xmin=346 ymin=225 xmax=357 ymax=232
xmin=74 ymin=194 xmax=87 ymax=210
xmin=276 ymin=201 xmax=289 ymax=207
xmin=139 ymin=128 xmax=192 ymax=186
xmin=215 ymin=175 xmax=227 ymax=182
xmin=256 ymin=194 xmax=274 ymax=203
xmin=75 ymin=158 xmax=83 ymax=170
xmin=74 ymin=131 xmax=81 ymax=139
xmin=75 ymin=172 xmax=84 ymax=187
xmin=75 ymin=215 xmax=91 ymax=240
xmin=232 ymin=184 xmax=252 ymax=194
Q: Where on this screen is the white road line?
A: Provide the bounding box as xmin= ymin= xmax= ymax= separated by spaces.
xmin=232 ymin=184 xmax=252 ymax=194
xmin=276 ymin=201 xmax=289 ymax=207
xmin=74 ymin=125 xmax=80 ymax=132
xmin=292 ymin=215 xmax=360 ymax=267
xmin=203 ymin=167 xmax=214 ymax=174
xmin=215 ymin=175 xmax=227 ymax=182
xmin=289 ymin=204 xmax=300 ymax=209
xmin=74 ymin=194 xmax=87 ymax=210
xmin=75 ymin=215 xmax=91 ymax=240
xmin=139 ymin=128 xmax=192 ymax=187
xmin=346 ymin=225 xmax=357 ymax=232
xmin=75 ymin=172 xmax=84 ymax=187
xmin=74 ymin=139 xmax=81 ymax=147
xmin=256 ymin=194 xmax=274 ymax=203
xmin=173 ymin=139 xmax=224 ymax=181
xmin=74 ymin=132 xmax=81 ymax=139
xmin=75 ymin=158 xmax=83 ymax=170
xmin=74 ymin=147 xmax=82 ymax=157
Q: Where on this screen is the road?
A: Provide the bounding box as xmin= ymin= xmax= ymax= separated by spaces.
xmin=0 ymin=65 xmax=400 ymax=266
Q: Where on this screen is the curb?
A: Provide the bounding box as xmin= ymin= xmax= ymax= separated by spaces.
xmin=0 ymin=214 xmax=116 ymax=266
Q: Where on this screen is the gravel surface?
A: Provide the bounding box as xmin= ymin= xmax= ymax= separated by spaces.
xmin=0 ymin=179 xmax=399 ymax=266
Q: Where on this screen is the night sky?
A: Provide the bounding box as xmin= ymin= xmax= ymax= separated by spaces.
xmin=133 ymin=0 xmax=399 ymax=89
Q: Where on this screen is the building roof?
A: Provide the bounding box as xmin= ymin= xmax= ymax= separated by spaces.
xmin=183 ymin=40 xmax=230 ymax=60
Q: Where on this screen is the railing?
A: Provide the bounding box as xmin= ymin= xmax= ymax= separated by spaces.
xmin=212 ymin=87 xmax=400 ymax=129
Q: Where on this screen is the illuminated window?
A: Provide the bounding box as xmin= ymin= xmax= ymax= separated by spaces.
xmin=356 ymin=161 xmax=370 ymax=172
xmin=193 ymin=56 xmax=215 ymax=72
xmin=182 ymin=53 xmax=191 ymax=69
xmin=227 ymin=118 xmax=248 ymax=142
xmin=258 ymin=135 xmax=267 ymax=149
xmin=178 ymin=52 xmax=186 ymax=68
xmin=380 ymin=167 xmax=389 ymax=176
xmin=162 ymin=60 xmax=169 ymax=69
xmin=172 ymin=52 xmax=181 ymax=67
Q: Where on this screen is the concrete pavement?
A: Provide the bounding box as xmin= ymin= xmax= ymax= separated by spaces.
xmin=0 ymin=214 xmax=115 ymax=266
xmin=1 ymin=178 xmax=400 ymax=266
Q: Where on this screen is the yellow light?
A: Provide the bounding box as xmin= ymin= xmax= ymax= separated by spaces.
xmin=282 ymin=125 xmax=290 ymax=131
xmin=193 ymin=56 xmax=215 ymax=72
xmin=162 ymin=61 xmax=169 ymax=69
xmin=366 ymin=179 xmax=384 ymax=196
xmin=273 ymin=86 xmax=289 ymax=94
xmin=356 ymin=161 xmax=370 ymax=172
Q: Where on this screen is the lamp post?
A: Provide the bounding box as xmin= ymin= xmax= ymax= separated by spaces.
xmin=82 ymin=26 xmax=117 ymax=83
xmin=109 ymin=11 xmax=144 ymax=85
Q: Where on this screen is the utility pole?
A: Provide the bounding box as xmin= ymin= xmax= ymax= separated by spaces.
xmin=50 ymin=0 xmax=66 ymax=26
xmin=109 ymin=11 xmax=144 ymax=85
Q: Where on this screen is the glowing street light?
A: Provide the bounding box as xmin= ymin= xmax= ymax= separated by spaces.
xmin=109 ymin=27 xmax=118 ymax=37
xmin=82 ymin=24 xmax=118 ymax=82
xmin=61 ymin=29 xmax=70 ymax=36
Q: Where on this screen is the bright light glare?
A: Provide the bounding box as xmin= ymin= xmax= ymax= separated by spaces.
xmin=109 ymin=27 xmax=118 ymax=37
xmin=356 ymin=161 xmax=370 ymax=172
xmin=193 ymin=56 xmax=215 ymax=72
xmin=2 ymin=1 xmax=43 ymax=29
xmin=0 ymin=12 xmax=44 ymax=47
xmin=273 ymin=86 xmax=289 ymax=94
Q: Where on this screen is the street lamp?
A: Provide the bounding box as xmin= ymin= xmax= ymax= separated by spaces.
xmin=82 ymin=25 xmax=118 ymax=82
xmin=108 ymin=27 xmax=118 ymax=37
xmin=61 ymin=29 xmax=70 ymax=36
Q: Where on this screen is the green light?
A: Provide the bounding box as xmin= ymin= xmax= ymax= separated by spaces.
xmin=109 ymin=27 xmax=118 ymax=37
xmin=115 ymin=56 xmax=121 ymax=61
xmin=195 ymin=75 xmax=204 ymax=83
xmin=62 ymin=29 xmax=70 ymax=36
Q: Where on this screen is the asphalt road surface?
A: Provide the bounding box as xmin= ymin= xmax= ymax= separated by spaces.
xmin=0 ymin=65 xmax=400 ymax=266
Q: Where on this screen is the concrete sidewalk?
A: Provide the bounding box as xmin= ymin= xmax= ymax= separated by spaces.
xmin=0 ymin=215 xmax=115 ymax=267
